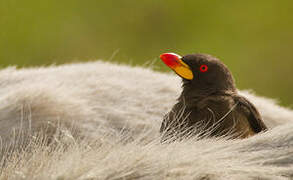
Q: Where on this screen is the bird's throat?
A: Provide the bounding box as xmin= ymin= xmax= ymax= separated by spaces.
xmin=179 ymin=84 xmax=236 ymax=108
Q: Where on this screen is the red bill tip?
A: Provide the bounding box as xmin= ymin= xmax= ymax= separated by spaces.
xmin=160 ymin=53 xmax=182 ymax=68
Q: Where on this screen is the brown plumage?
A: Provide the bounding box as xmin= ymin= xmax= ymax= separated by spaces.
xmin=160 ymin=53 xmax=267 ymax=141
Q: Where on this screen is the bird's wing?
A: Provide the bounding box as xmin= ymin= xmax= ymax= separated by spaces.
xmin=236 ymin=96 xmax=268 ymax=133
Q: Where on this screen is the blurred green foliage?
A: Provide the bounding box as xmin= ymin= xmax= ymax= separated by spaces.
xmin=0 ymin=0 xmax=293 ymax=106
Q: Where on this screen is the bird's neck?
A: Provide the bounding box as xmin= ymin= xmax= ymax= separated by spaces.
xmin=178 ymin=86 xmax=236 ymax=107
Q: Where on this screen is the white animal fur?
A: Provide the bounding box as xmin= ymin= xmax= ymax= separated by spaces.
xmin=0 ymin=61 xmax=292 ymax=179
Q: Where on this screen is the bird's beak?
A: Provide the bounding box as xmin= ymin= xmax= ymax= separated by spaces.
xmin=160 ymin=53 xmax=193 ymax=80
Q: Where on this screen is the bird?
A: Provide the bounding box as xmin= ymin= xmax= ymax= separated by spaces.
xmin=159 ymin=52 xmax=267 ymax=141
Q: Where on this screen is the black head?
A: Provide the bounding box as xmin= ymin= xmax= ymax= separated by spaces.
xmin=160 ymin=53 xmax=236 ymax=97
xmin=181 ymin=53 xmax=236 ymax=92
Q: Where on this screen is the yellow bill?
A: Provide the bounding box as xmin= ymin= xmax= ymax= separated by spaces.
xmin=160 ymin=53 xmax=193 ymax=80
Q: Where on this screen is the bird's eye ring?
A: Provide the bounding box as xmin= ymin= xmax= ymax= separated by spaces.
xmin=199 ymin=64 xmax=208 ymax=72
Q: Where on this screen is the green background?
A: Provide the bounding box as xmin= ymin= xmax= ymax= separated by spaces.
xmin=1 ymin=0 xmax=292 ymax=106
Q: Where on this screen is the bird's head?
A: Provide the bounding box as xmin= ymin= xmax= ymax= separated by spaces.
xmin=160 ymin=52 xmax=236 ymax=96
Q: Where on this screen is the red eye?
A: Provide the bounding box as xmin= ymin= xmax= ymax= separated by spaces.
xmin=199 ymin=65 xmax=208 ymax=72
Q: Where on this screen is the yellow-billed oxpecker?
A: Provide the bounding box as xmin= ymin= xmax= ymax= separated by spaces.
xmin=160 ymin=53 xmax=267 ymax=141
